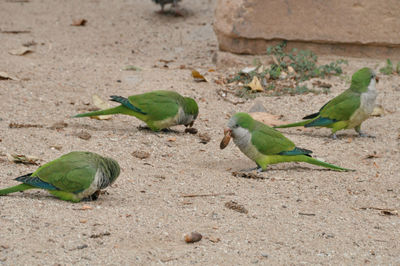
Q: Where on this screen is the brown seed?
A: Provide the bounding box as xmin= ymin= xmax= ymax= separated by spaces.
xmin=220 ymin=129 xmax=231 ymax=149
xmin=184 ymin=232 xmax=202 ymax=243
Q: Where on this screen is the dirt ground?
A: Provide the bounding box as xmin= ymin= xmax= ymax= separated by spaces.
xmin=1 ymin=0 xmax=400 ymax=265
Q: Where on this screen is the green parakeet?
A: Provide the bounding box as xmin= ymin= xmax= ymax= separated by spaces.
xmin=0 ymin=151 xmax=120 ymax=202
xmin=274 ymin=67 xmax=378 ymax=138
xmin=73 ymin=90 xmax=199 ymax=131
xmin=220 ymin=113 xmax=352 ymax=172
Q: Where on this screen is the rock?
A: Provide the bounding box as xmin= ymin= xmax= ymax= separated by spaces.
xmin=214 ymin=0 xmax=400 ymax=58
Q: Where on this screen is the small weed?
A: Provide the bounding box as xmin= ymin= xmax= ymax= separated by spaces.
xmin=379 ymin=59 xmax=400 ymax=75
xmin=227 ymin=41 xmax=347 ymax=97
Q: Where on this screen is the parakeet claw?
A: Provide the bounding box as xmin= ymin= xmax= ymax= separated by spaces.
xmin=90 ymin=191 xmax=101 ymax=201
xmin=358 ymin=132 xmax=375 ymax=138
xmin=330 ymin=133 xmax=338 ymax=140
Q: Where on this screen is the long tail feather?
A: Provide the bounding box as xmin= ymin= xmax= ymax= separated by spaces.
xmin=0 ymin=184 xmax=35 ymax=195
xmin=72 ymin=106 xmax=126 ymax=118
xmin=303 ymin=156 xmax=353 ymax=172
xmin=273 ymin=119 xmax=311 ymax=128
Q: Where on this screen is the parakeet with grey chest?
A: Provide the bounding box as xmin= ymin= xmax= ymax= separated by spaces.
xmin=274 ymin=67 xmax=378 ymax=139
xmin=0 ymin=151 xmax=120 ymax=202
xmin=221 ymin=113 xmax=352 ymax=172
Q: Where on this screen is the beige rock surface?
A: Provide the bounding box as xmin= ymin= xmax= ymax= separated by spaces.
xmin=0 ymin=0 xmax=400 ymax=265
xmin=214 ymin=0 xmax=400 ymax=57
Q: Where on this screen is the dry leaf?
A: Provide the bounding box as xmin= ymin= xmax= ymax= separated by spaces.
xmin=91 ymin=94 xmax=112 ymax=120
xmin=9 ymin=122 xmax=43 ymax=128
xmin=80 ymin=205 xmax=93 ymax=210
xmin=312 ymin=80 xmax=332 ymax=88
xmin=49 ymin=121 xmax=68 ymax=130
xmin=207 ymin=236 xmax=221 ymax=243
xmin=246 ymin=76 xmax=264 ymax=92
xmin=371 ymin=105 xmax=385 ymax=117
xmin=250 ymin=112 xmax=286 ymax=127
xmin=71 ymin=19 xmax=87 ymax=26
xmin=240 ymin=66 xmax=257 ymax=74
xmin=364 ymin=151 xmax=381 ymax=159
xmin=167 ymin=137 xmax=176 ymax=142
xmin=1 ymin=29 xmax=30 ymax=34
xmin=380 ymin=209 xmax=398 ymax=216
xmin=7 ymin=153 xmax=39 ymax=165
xmin=191 ymin=70 xmax=207 ymax=82
xmin=90 ymin=232 xmax=111 ymax=238
xmin=0 ymin=71 xmax=18 ymax=81
xmin=8 ymin=47 xmax=32 ymax=56
xmin=225 ymin=200 xmax=248 ymax=214
xmin=131 ymin=150 xmax=150 ymax=159
xmin=198 ymin=133 xmax=211 ymax=144
xmin=79 ymin=220 xmax=87 ymax=223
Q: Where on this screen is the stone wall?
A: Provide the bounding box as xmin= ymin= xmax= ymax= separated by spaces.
xmin=214 ymin=0 xmax=400 ymax=58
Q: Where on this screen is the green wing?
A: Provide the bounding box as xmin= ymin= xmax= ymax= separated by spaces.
xmin=128 ymin=91 xmax=180 ymax=121
xmin=319 ymin=90 xmax=361 ymax=121
xmin=32 ymin=152 xmax=97 ymax=193
xmin=251 ymin=122 xmax=296 ymax=155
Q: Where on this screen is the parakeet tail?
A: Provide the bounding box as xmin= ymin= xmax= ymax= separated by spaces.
xmin=273 ymin=119 xmax=312 ymax=128
xmin=0 ymin=184 xmax=35 ymax=195
xmin=303 ymin=156 xmax=353 ymax=172
xmin=72 ymin=106 xmax=126 ymax=118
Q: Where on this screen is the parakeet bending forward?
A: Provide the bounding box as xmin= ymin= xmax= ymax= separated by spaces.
xmin=274 ymin=67 xmax=378 ymax=139
xmin=73 ymin=90 xmax=198 ymax=131
xmin=0 ymin=151 xmax=120 ymax=202
xmin=220 ymin=113 xmax=352 ymax=172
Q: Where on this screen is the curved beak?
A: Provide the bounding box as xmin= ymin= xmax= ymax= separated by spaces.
xmin=220 ymin=128 xmax=232 ymax=149
xmin=375 ymin=76 xmax=379 ymax=83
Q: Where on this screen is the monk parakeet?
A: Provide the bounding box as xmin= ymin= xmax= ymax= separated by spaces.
xmin=0 ymin=151 xmax=120 ymax=202
xmin=73 ymin=90 xmax=199 ymax=131
xmin=220 ymin=113 xmax=351 ymax=172
xmin=274 ymin=67 xmax=378 ymax=139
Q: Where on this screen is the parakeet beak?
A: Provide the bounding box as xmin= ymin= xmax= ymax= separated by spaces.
xmin=375 ymin=76 xmax=379 ymax=83
xmin=220 ymin=128 xmax=232 ymax=149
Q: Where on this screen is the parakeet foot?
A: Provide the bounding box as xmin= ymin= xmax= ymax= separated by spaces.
xmin=89 ymin=190 xmax=101 ymax=201
xmin=330 ymin=133 xmax=338 ymax=140
xmin=358 ymin=132 xmax=376 ymax=138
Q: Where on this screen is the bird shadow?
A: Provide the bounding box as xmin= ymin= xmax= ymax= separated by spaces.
xmin=68 ymin=121 xmax=188 ymax=136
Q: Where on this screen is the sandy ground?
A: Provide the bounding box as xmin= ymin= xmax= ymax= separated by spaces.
xmin=1 ymin=0 xmax=400 ymax=265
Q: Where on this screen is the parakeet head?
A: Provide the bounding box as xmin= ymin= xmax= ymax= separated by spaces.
xmin=228 ymin=112 xmax=254 ymax=131
xmin=220 ymin=113 xmax=254 ymax=149
xmin=104 ymin=157 xmax=120 ymax=185
xmin=350 ymin=67 xmax=378 ymax=93
xmin=183 ymin=97 xmax=199 ymax=126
